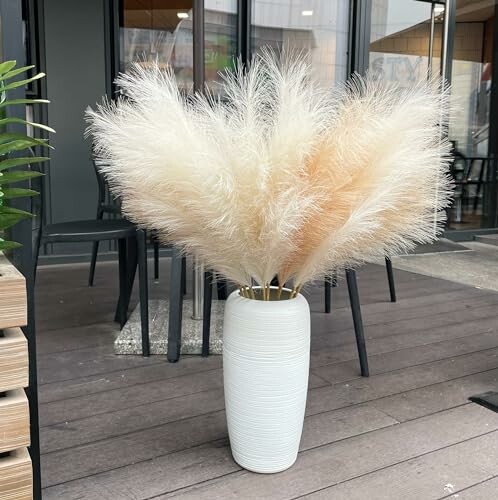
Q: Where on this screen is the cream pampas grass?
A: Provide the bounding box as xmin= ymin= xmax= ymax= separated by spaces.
xmin=86 ymin=51 xmax=453 ymax=299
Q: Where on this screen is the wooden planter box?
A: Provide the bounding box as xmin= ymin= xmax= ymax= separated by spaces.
xmin=0 ymin=448 xmax=32 ymax=500
xmin=0 ymin=254 xmax=27 ymax=330
xmin=0 ymin=254 xmax=32 ymax=498
xmin=0 ymin=389 xmax=30 ymax=454
xmin=0 ymin=328 xmax=28 ymax=393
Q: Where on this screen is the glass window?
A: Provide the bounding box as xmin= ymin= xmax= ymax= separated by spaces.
xmin=120 ymin=0 xmax=237 ymax=95
xmin=448 ymin=0 xmax=495 ymax=229
xmin=369 ymin=0 xmax=432 ymax=85
xmin=251 ymin=0 xmax=350 ymax=88
xmin=205 ymin=0 xmax=237 ymax=94
xmin=120 ymin=0 xmax=194 ymax=91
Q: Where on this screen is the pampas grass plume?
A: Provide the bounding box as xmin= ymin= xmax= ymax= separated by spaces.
xmin=86 ymin=51 xmax=453 ymax=293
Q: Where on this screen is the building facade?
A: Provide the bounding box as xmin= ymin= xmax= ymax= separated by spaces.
xmin=18 ymin=0 xmax=498 ymax=259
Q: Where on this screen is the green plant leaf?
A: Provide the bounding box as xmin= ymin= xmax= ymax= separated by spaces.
xmin=0 ymin=156 xmax=49 ymax=172
xmin=1 ymin=187 xmax=38 ymax=199
xmin=0 ymin=98 xmax=50 ymax=108
xmin=0 ymin=61 xmax=16 ymax=76
xmin=0 ymin=65 xmax=35 ymax=81
xmin=0 ymin=239 xmax=21 ymax=250
xmin=0 ymin=171 xmax=43 ymax=185
xmin=0 ymin=117 xmax=55 ymax=134
xmin=0 ymin=132 xmax=48 ymax=145
xmin=0 ymin=73 xmax=45 ymax=93
xmin=0 ymin=137 xmax=52 ymax=156
xmin=0 ymin=205 xmax=32 ymax=230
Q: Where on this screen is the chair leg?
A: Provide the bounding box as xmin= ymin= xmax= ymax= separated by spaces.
xmin=88 ymin=208 xmax=104 ymax=287
xmin=88 ymin=241 xmax=100 ymax=286
xmin=217 ymin=278 xmax=228 ymax=300
xmin=385 ymin=257 xmax=396 ymax=303
xmin=324 ymin=277 xmax=331 ymax=313
xmin=202 ymin=270 xmax=213 ymax=357
xmin=181 ymin=256 xmax=187 ymax=295
xmin=167 ymin=247 xmax=184 ymax=362
xmin=116 ymin=239 xmax=128 ymax=328
xmin=345 ymin=268 xmax=369 ymax=377
xmin=324 ymin=271 xmax=337 ymax=313
xmin=137 ymin=230 xmax=150 ymax=357
xmin=153 ymin=237 xmax=159 ymax=281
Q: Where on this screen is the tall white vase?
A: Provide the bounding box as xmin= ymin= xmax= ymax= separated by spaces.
xmin=223 ymin=288 xmax=310 ymax=473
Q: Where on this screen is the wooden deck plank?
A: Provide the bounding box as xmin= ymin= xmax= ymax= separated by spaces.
xmin=34 ymin=260 xmax=498 ymax=498
xmin=311 ymin=315 xmax=498 ymax=369
xmin=39 ymin=346 xmax=498 ymax=486
xmin=39 ymin=327 xmax=498 ymax=431
xmin=38 ymin=355 xmax=222 ymax=404
xmin=154 ymin=405 xmax=498 ymax=499
xmin=312 ymin=330 xmax=498 ymax=385
xmin=40 ymin=403 xmax=395 ymax=487
xmin=299 ymin=431 xmax=498 ymax=500
xmin=39 ymin=369 xmax=327 ymax=429
xmin=446 ymin=476 xmax=498 ymax=499
xmin=305 ymin=348 xmax=498 ymax=417
xmin=371 ymin=369 xmax=498 ymax=422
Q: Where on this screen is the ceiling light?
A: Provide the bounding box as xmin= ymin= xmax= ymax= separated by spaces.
xmin=177 ymin=12 xmax=189 ymax=19
xmin=301 ymin=10 xmax=313 ymax=16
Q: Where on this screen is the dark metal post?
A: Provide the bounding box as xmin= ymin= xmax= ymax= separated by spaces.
xmin=440 ymin=0 xmax=456 ymax=85
xmin=193 ymin=0 xmax=205 ymax=93
xmin=348 ymin=0 xmax=372 ymax=75
xmin=0 ymin=1 xmax=41 ymax=497
xmin=137 ymin=229 xmax=150 ymax=356
xmin=237 ymin=0 xmax=251 ymax=64
xmin=202 ymin=271 xmax=213 ymax=357
xmin=485 ymin=4 xmax=498 ymax=228
xmin=167 ymin=247 xmax=184 ymax=362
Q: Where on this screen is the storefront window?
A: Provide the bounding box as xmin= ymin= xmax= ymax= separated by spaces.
xmin=369 ymin=0 xmax=432 ymax=85
xmin=120 ymin=0 xmax=237 ymax=95
xmin=120 ymin=0 xmax=194 ymax=91
xmin=251 ymin=0 xmax=349 ymax=88
xmin=447 ymin=0 xmax=495 ymax=229
xmin=205 ymin=0 xmax=237 ymax=94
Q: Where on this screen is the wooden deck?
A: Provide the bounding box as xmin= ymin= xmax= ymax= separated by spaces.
xmin=35 ymin=259 xmax=498 ymax=499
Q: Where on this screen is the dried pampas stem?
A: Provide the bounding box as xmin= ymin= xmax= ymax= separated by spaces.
xmin=86 ymin=50 xmax=453 ymax=300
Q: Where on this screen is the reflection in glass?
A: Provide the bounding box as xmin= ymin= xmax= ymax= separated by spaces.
xmin=369 ymin=0 xmax=497 ymax=229
xmin=369 ymin=0 xmax=432 ymax=86
xmin=120 ymin=0 xmax=237 ymax=95
xmin=120 ymin=0 xmax=194 ymax=91
xmin=205 ymin=0 xmax=237 ymax=94
xmin=251 ymin=0 xmax=349 ymax=88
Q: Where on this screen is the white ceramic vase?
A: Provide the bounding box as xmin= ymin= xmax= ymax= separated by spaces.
xmin=223 ymin=287 xmax=310 ymax=473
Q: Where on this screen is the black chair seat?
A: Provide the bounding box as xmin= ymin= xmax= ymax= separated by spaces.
xmin=42 ymin=219 xmax=136 ymax=243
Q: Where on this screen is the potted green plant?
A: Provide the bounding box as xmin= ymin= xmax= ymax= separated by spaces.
xmin=0 ymin=60 xmax=52 ymax=328
xmin=0 ymin=60 xmax=53 ymax=252
xmin=87 ymin=52 xmax=452 ymax=473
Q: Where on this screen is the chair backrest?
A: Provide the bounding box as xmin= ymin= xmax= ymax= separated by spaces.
xmin=92 ymin=158 xmax=122 ymax=216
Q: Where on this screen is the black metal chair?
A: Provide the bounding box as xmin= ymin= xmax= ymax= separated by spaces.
xmin=165 ymin=252 xmax=224 ymax=363
xmin=31 ymin=159 xmax=151 ymax=356
xmin=88 ymin=159 xmax=162 ymax=286
xmin=324 ymin=257 xmax=396 ymax=313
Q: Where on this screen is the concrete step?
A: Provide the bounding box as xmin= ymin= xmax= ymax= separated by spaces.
xmin=475 ymin=234 xmax=498 ymax=247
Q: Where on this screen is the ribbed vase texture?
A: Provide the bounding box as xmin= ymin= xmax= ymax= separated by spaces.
xmin=223 ymin=290 xmax=311 ymax=473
